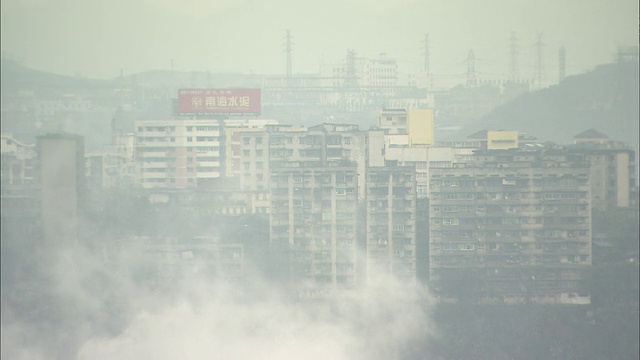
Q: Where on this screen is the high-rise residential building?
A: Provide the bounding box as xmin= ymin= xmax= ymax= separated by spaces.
xmin=238 ymin=124 xmax=368 ymax=199
xmin=37 ymin=133 xmax=85 ymax=246
xmin=570 ymin=130 xmax=638 ymax=211
xmin=429 ymin=148 xmax=592 ymax=305
xmin=1 ymin=134 xmax=41 ymax=266
xmin=134 ymin=236 xmax=244 ymax=282
xmin=224 ymin=119 xmax=279 ymax=178
xmin=574 ymin=146 xmax=637 ymax=211
xmin=135 ymin=119 xmax=223 ymax=188
xmin=1 ymin=134 xmax=37 ymax=192
xmin=383 ymin=146 xmax=475 ymax=198
xmin=269 ymin=164 xmax=359 ymax=294
xmin=377 ymin=108 xmax=435 ymax=146
xmin=365 ymin=166 xmax=417 ymax=283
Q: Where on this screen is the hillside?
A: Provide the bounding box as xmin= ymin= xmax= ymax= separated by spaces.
xmin=0 ymin=59 xmax=112 ymax=97
xmin=465 ymin=62 xmax=639 ymax=148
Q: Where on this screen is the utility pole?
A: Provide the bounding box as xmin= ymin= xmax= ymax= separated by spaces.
xmin=284 ymin=29 xmax=293 ymax=81
xmin=466 ymin=49 xmax=477 ymax=87
xmin=423 ymin=34 xmax=430 ymax=74
xmin=558 ymin=46 xmax=566 ymax=83
xmin=534 ymin=32 xmax=545 ymax=88
xmin=508 ymin=31 xmax=519 ymax=82
xmin=345 ymin=49 xmax=358 ymax=88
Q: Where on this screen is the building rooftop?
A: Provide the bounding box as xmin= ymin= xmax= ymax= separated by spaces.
xmin=573 ymin=129 xmax=609 ymax=140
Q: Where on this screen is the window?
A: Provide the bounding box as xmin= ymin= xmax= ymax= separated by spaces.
xmin=443 ymin=218 xmax=459 ymax=225
xmin=196 ymin=126 xmax=216 ymax=131
xmin=443 ymin=180 xmax=459 ymax=187
xmin=443 ymin=243 xmax=456 ymax=250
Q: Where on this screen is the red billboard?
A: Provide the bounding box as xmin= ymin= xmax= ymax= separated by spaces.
xmin=178 ymin=88 xmax=261 ymax=115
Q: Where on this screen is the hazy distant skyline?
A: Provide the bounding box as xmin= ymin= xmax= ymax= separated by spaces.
xmin=2 ymin=0 xmax=638 ymax=84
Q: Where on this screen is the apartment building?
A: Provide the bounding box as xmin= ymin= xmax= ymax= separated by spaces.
xmin=1 ymin=134 xmax=41 ymax=257
xmin=572 ymin=145 xmax=637 ymax=211
xmin=85 ymin=133 xmax=137 ymax=189
xmin=429 ymin=148 xmax=592 ymax=305
xmin=570 ymin=130 xmax=638 ymax=211
xmin=238 ymin=124 xmax=368 ymax=200
xmin=366 ymin=166 xmax=417 ymax=283
xmin=224 ymin=119 xmax=278 ymax=178
xmin=1 ymin=134 xmax=37 ymax=192
xmin=269 ymin=165 xmax=359 ymax=294
xmin=135 ymin=119 xmax=223 ymax=188
xmin=377 ymin=108 xmax=434 ymax=146
xmin=383 ymin=147 xmax=475 ymax=198
xmin=127 ymin=236 xmax=244 ymax=282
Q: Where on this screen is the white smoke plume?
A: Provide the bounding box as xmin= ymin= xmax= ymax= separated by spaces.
xmin=2 ymin=241 xmax=437 ymax=360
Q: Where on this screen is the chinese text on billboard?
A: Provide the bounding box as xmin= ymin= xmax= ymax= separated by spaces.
xmin=178 ymin=89 xmax=261 ymax=115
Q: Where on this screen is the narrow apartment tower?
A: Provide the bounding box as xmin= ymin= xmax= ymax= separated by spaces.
xmin=269 ymin=164 xmax=359 ymax=295
xmin=366 ymin=166 xmax=417 ymax=283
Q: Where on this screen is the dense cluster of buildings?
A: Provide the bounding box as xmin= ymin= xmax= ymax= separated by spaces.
xmin=2 ymin=97 xmax=637 ymax=303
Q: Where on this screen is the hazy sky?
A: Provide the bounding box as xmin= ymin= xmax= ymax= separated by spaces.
xmin=1 ymin=0 xmax=638 ymax=81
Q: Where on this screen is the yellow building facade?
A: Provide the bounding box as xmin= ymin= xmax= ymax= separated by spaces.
xmin=407 ymin=109 xmax=434 ymax=146
xmin=487 ymin=130 xmax=518 ymax=150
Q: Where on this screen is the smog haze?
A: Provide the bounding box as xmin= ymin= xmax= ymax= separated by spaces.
xmin=2 ymin=0 xmax=638 ymax=80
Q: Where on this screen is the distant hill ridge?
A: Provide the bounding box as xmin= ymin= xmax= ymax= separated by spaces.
xmin=471 ymin=62 xmax=639 ymax=148
xmin=1 ymin=58 xmax=265 ymax=95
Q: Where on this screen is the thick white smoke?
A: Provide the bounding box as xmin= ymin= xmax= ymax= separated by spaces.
xmin=78 ymin=262 xmax=436 ymax=359
xmin=2 ymin=242 xmax=437 ymax=360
